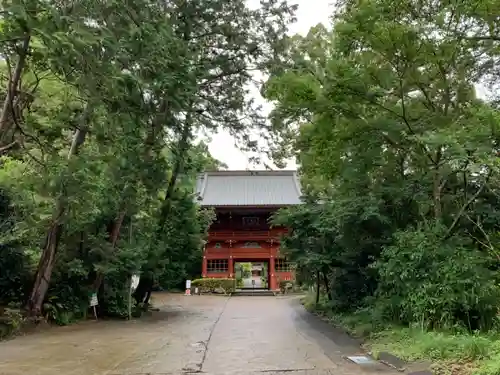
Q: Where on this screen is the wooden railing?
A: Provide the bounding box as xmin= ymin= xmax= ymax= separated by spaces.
xmin=208 ymin=230 xmax=286 ymax=241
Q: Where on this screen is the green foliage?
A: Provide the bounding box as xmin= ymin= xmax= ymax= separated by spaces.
xmin=278 ymin=280 xmax=295 ymax=294
xmin=303 ymin=294 xmax=500 ymax=373
xmin=236 ymin=278 xmax=244 ymax=288
xmin=0 ymin=308 xmax=25 ymax=339
xmin=376 ymin=224 xmax=500 ymax=330
xmin=476 ymin=344 xmax=500 ymax=375
xmin=370 ymin=329 xmax=494 ymax=362
xmin=0 ymin=246 xmax=32 ymax=305
xmin=0 ymin=0 xmax=296 ymax=326
xmin=267 ymin=0 xmax=500 ymax=368
xmin=0 ymin=189 xmax=33 ymax=305
xmin=191 ymin=278 xmax=236 ymax=294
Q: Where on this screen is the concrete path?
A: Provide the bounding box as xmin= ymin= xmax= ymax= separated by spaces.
xmin=0 ymin=293 xmax=393 ymax=375
xmin=242 ymin=276 xmax=262 ymax=288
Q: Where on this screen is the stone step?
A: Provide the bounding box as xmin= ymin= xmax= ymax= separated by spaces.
xmin=232 ymin=290 xmax=276 ymax=296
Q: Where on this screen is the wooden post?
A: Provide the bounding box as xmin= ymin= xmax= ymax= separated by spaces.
xmin=128 ymin=277 xmax=132 ymax=320
xmin=269 ymin=256 xmax=276 ymax=290
xmin=202 ymin=256 xmax=207 ymax=277
xmin=229 ymin=256 xmax=234 ymax=278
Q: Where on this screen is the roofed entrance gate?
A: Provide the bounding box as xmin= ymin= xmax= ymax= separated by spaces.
xmin=196 ymin=170 xmax=301 ymax=291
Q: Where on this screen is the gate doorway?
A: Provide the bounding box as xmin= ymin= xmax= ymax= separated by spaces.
xmin=234 ymin=261 xmax=269 ymax=289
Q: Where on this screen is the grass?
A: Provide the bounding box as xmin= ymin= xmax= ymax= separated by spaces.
xmin=302 ymin=294 xmax=500 ymax=375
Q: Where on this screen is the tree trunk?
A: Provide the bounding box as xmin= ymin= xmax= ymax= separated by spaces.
xmin=26 ymin=220 xmax=63 ymax=315
xmin=133 ymin=276 xmax=154 ymax=306
xmin=143 ymin=290 xmax=152 ymax=306
xmin=0 ymin=34 xmax=30 ymax=139
xmin=322 ymin=271 xmax=332 ymax=301
xmin=139 ymin=121 xmax=192 ymax=304
xmin=433 ymin=169 xmax=442 ymax=219
xmin=432 ymin=148 xmax=443 ymax=220
xmin=92 ymin=209 xmax=127 ymax=291
xmin=26 ymin=109 xmax=90 ymax=316
xmin=445 ymin=173 xmax=490 ymax=239
xmin=157 ymin=120 xmax=191 ymax=231
xmin=315 ymin=270 xmax=320 ymax=305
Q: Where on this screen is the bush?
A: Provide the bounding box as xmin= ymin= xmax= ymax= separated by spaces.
xmin=0 ymin=246 xmax=32 ymax=305
xmin=0 ymin=307 xmax=25 ymax=339
xmin=236 ymin=278 xmax=244 ymax=288
xmin=279 ymin=280 xmax=295 ymax=293
xmin=376 ymin=224 xmax=500 ymax=330
xmin=191 ymin=278 xmax=236 ymax=294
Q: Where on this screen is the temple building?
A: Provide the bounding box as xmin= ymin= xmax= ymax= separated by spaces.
xmin=195 ymin=170 xmax=302 ymax=291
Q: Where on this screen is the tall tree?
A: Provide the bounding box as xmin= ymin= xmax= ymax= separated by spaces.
xmin=18 ymin=0 xmax=183 ymax=315
xmin=266 ymin=0 xmax=500 ymax=328
xmin=133 ymin=0 xmax=296 ymax=304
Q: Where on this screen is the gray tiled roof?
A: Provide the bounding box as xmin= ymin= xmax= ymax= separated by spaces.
xmin=196 ymin=170 xmax=302 ymax=207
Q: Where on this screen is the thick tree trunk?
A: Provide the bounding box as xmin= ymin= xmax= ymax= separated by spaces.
xmin=26 ymin=110 xmax=90 ymax=316
xmin=26 ymin=219 xmax=63 ymax=315
xmin=133 ymin=276 xmax=154 ymax=306
xmin=0 ymin=35 xmax=30 ymax=139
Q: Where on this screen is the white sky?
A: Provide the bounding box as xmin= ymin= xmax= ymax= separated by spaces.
xmin=204 ymin=1 xmax=492 ymax=171
xmin=206 ymin=0 xmax=334 ymax=171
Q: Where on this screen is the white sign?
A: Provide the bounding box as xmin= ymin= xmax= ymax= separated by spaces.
xmin=186 ymin=280 xmax=191 ymax=289
xmin=130 ymin=274 xmax=140 ymax=292
xmin=89 ymin=293 xmax=98 ymax=307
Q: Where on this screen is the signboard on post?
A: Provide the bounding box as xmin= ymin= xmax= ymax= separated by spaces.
xmin=185 ymin=280 xmax=192 ymax=296
xmin=90 ymin=293 xmax=98 ymax=306
xmin=128 ymin=274 xmax=140 ymax=320
xmin=130 ymin=274 xmax=140 ymax=292
xmin=89 ymin=293 xmax=98 ymax=320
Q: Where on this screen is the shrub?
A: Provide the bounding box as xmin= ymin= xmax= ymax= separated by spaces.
xmin=376 ymin=224 xmax=500 ymax=330
xmin=236 ymin=278 xmax=244 ymax=288
xmin=369 ymin=328 xmax=495 ymax=362
xmin=0 ymin=307 xmax=25 ymax=339
xmin=0 ymin=246 xmax=32 ymax=306
xmin=191 ymin=278 xmax=236 ymax=294
xmin=279 ymin=280 xmax=295 ymax=294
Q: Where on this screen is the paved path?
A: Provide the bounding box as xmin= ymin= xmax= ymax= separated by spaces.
xmin=0 ymin=293 xmax=393 ymax=375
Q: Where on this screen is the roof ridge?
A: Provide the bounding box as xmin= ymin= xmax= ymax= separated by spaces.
xmin=201 ymin=170 xmax=297 ymax=177
xmin=195 ymin=172 xmax=302 ymax=207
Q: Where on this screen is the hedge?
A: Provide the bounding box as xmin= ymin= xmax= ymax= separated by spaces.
xmin=191 ymin=278 xmax=236 ymax=294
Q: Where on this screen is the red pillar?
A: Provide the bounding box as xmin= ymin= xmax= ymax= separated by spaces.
xmin=202 ymin=256 xmax=207 ymax=277
xmin=269 ymin=256 xmax=277 ymax=290
xmin=229 ymin=256 xmax=234 ymax=278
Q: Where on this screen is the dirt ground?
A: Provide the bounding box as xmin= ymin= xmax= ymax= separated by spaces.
xmin=0 ymin=293 xmax=395 ymax=375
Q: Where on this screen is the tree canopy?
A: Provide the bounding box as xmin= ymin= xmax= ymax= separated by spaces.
xmin=268 ymin=0 xmax=500 ymax=330
xmin=0 ymin=0 xmax=296 ymax=322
